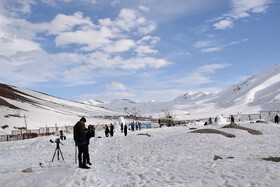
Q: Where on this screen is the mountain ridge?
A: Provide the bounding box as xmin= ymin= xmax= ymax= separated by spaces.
xmin=1 ymin=64 xmax=280 ymax=134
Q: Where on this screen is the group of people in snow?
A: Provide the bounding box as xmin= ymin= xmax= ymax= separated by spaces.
xmin=104 ymin=124 xmax=114 ymax=137
xmin=204 ymin=115 xmax=235 ymax=126
xmin=73 ymin=117 xmax=133 ymax=169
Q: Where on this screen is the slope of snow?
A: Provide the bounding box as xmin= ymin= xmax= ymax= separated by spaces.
xmin=1 ymin=123 xmax=280 ymax=186
xmin=0 ymin=86 xmax=123 ymax=135
xmin=82 ymin=99 xmax=104 ymax=106
xmin=1 ymin=65 xmax=280 ymax=135
xmin=99 ymin=65 xmax=280 ymax=120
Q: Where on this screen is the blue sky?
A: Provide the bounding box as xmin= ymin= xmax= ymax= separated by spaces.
xmin=0 ymin=0 xmax=279 ymax=102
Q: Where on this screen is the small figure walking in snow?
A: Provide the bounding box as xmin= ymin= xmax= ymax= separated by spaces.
xmin=131 ymin=122 xmax=135 ymax=131
xmin=104 ymin=125 xmax=109 ymax=137
xmin=110 ymin=123 xmax=114 ymax=137
xmin=274 ymin=114 xmax=279 ymax=124
xmin=208 ymin=117 xmax=212 ymax=125
xmin=124 ymin=124 xmax=128 ymax=136
xmin=231 ymin=115 xmax=235 ymax=123
xmin=121 ymin=123 xmax=124 ymax=133
xmin=138 ymin=122 xmax=141 ymax=131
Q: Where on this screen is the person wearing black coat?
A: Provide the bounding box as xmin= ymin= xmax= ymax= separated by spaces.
xmin=124 ymin=124 xmax=128 ymax=136
xmin=121 ymin=123 xmax=124 ymax=133
xmin=105 ymin=125 xmax=110 ymax=137
xmin=110 ymin=123 xmax=114 ymax=137
xmin=275 ymin=115 xmax=279 ymax=124
xmin=131 ymin=122 xmax=135 ymax=131
xmin=74 ymin=117 xmax=90 ymax=169
xmin=230 ymin=115 xmax=235 ymax=123
xmin=85 ymin=125 xmax=95 ymax=165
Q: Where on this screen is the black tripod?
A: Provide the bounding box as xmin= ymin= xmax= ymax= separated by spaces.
xmin=51 ymin=140 xmax=64 ymax=162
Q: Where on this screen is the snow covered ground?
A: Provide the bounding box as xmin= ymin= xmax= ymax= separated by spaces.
xmin=1 ymin=122 xmax=280 ymax=186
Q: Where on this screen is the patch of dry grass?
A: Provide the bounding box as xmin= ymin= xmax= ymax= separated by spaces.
xmin=222 ymin=123 xmax=262 ymax=135
xmin=190 ymin=129 xmax=236 ymax=138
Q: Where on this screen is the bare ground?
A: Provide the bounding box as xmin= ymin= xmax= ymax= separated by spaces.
xmin=190 ymin=129 xmax=236 ymax=138
xmin=222 ymin=123 xmax=262 ymax=135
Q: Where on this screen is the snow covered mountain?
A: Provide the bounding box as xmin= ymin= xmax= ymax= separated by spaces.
xmin=1 ymin=64 xmax=279 ymax=135
xmin=99 ymin=65 xmax=280 ymax=120
xmin=0 ymin=83 xmax=122 ymax=134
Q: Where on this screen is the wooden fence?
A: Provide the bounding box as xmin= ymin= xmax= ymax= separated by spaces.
xmin=0 ymin=126 xmax=73 ymax=142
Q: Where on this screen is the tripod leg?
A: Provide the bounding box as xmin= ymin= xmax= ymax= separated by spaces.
xmin=52 ymin=148 xmax=57 ymax=162
xmin=75 ymin=146 xmax=77 ymax=164
xmin=59 ymin=148 xmax=64 ymax=160
xmin=57 ymin=148 xmax=60 ymax=160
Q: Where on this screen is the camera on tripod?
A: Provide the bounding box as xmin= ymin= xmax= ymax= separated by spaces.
xmin=50 ymin=138 xmax=64 ymax=162
xmin=50 ymin=138 xmax=61 ymax=144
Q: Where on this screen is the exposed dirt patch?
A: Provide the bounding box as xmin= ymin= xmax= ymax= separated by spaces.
xmin=137 ymin=133 xmax=151 ymax=137
xmin=14 ymin=126 xmax=26 ymax=130
xmin=262 ymin=157 xmax=280 ymax=162
xmin=189 ymin=127 xmax=197 ymax=130
xmin=256 ymin=120 xmax=267 ymax=124
xmin=0 ymin=83 xmax=40 ymax=110
xmin=214 ymin=155 xmax=222 ymax=160
xmin=4 ymin=113 xmax=21 ymax=118
xmin=222 ymin=123 xmax=262 ymax=135
xmin=190 ymin=129 xmax=236 ymax=138
xmin=1 ymin=125 xmax=9 ymax=129
xmin=0 ymin=98 xmax=21 ymax=110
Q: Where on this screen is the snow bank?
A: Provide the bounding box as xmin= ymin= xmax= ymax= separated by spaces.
xmin=1 ymin=123 xmax=280 ymax=186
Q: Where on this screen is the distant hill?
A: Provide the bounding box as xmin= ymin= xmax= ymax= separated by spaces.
xmin=1 ymin=64 xmax=280 ymax=134
xmin=98 ymin=65 xmax=280 ymax=120
xmin=0 ymin=83 xmax=121 ymax=134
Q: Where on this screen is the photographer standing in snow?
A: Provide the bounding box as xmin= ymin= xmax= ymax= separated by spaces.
xmin=74 ymin=117 xmax=90 ymax=169
xmin=85 ymin=124 xmax=95 ymax=165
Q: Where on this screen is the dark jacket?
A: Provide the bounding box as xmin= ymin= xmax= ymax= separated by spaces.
xmin=110 ymin=124 xmax=114 ymax=134
xmin=231 ymin=116 xmax=235 ymax=123
xmin=86 ymin=130 xmax=95 ymax=145
xmin=275 ymin=115 xmax=279 ymax=123
xmin=124 ymin=125 xmax=128 ymax=134
xmin=74 ymin=122 xmax=86 ymax=143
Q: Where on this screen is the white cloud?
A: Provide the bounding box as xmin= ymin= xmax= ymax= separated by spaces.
xmin=3 ymin=0 xmax=35 ymax=16
xmin=138 ymin=24 xmax=156 ymax=34
xmin=201 ymin=47 xmax=222 ymax=53
xmin=135 ymin=45 xmax=158 ymax=55
xmin=103 ymin=39 xmax=135 ymax=53
xmin=194 ymin=39 xmax=248 ymax=53
xmin=111 ymin=0 xmax=224 ymax=23
xmin=137 ymin=36 xmax=160 ymax=45
xmin=121 ymin=57 xmax=170 ymax=70
xmin=0 ymin=37 xmax=42 ymax=56
xmin=176 ymin=64 xmax=230 ymax=86
xmin=197 ymin=64 xmax=231 ymax=74
xmin=49 ymin=9 xmax=156 ymax=52
xmin=78 ymin=91 xmax=136 ymax=101
xmin=213 ymin=19 xmax=233 ymax=30
xmin=212 ymin=0 xmax=273 ymax=30
xmin=0 ymin=4 xmax=170 ymax=88
xmin=194 ymin=40 xmax=213 ymax=48
xmin=232 ymin=0 xmax=272 ymax=16
xmin=138 ymin=5 xmax=149 ymax=13
xmin=47 ymin=12 xmax=95 ymax=34
xmin=177 ymin=73 xmax=212 ymax=85
xmin=86 ymin=52 xmax=170 ymax=70
xmin=105 ymin=82 xmax=127 ymax=91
